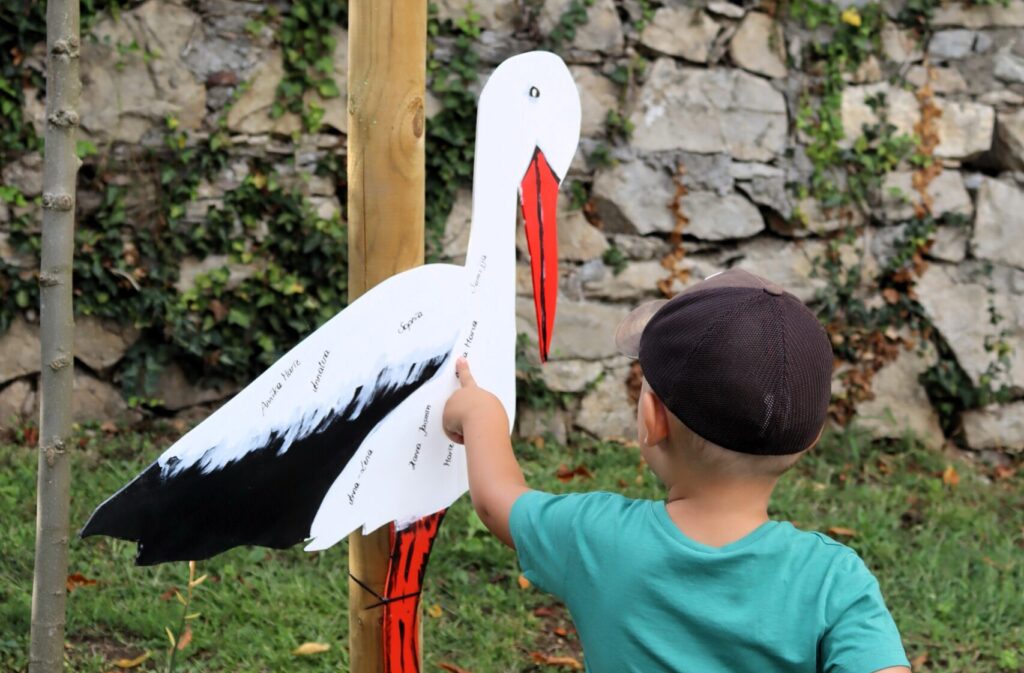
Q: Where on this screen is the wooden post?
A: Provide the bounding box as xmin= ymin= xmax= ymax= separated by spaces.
xmin=347 ymin=1 xmax=427 ymax=671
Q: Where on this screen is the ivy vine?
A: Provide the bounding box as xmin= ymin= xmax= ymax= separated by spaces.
xmin=270 ymin=0 xmax=348 ymax=132
xmin=0 ymin=0 xmax=351 ymax=403
xmin=425 ymin=5 xmax=482 ymax=259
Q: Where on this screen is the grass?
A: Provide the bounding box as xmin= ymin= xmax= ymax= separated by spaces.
xmin=0 ymin=422 xmax=1022 ymax=672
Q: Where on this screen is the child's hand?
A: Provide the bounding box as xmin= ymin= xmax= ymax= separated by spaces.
xmin=442 ymin=356 xmax=525 ymax=548
xmin=443 ymin=357 xmax=503 ymax=444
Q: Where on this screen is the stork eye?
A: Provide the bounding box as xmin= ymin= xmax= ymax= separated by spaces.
xmin=529 ymin=86 xmax=540 ymax=98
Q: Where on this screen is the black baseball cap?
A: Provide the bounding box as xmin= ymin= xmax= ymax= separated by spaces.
xmin=615 ymin=269 xmax=833 ymax=456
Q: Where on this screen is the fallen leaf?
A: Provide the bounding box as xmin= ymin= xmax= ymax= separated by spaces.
xmin=942 ymin=465 xmax=959 ymax=487
xmin=100 ymin=421 xmax=118 ymax=434
xmin=176 ymin=626 xmax=192 ymax=651
xmin=427 ymin=603 xmax=443 ymax=618
xmin=292 ymin=642 xmax=330 ymax=656
xmin=981 ymin=556 xmax=1011 ymax=571
xmin=518 ymin=575 xmax=531 ymax=590
xmin=159 ymin=586 xmax=178 ymax=601
xmin=22 ymin=426 xmax=39 ymax=446
xmin=438 ymin=663 xmax=474 ymax=673
xmin=881 ymin=288 xmax=900 ymax=305
xmin=533 ymin=606 xmax=556 ymax=617
xmin=555 ymin=464 xmax=594 ymax=483
xmin=114 ymin=652 xmax=150 ymax=668
xmin=529 ymin=652 xmax=583 ymax=669
xmin=553 ymin=627 xmax=568 ymax=637
xmin=993 ymin=465 xmax=1015 ymax=481
xmin=910 ymin=651 xmax=928 ymax=668
xmin=66 ymin=573 xmax=98 ymax=592
xmin=827 ymin=526 xmax=857 ymax=538
xmin=840 ymin=7 xmax=862 ymax=26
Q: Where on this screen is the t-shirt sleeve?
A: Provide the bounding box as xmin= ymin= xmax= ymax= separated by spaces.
xmin=509 ymin=490 xmax=590 ymax=598
xmin=820 ymin=553 xmax=911 ymax=673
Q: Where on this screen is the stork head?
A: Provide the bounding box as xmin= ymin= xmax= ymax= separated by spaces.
xmin=477 ymin=51 xmax=582 ymax=362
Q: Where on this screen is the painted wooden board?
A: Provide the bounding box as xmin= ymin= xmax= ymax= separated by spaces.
xmin=81 ymin=51 xmax=582 ymax=565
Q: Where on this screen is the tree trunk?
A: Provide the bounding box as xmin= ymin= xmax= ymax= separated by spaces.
xmin=29 ymin=0 xmax=81 ymax=670
xmin=346 ymin=1 xmax=427 ymax=670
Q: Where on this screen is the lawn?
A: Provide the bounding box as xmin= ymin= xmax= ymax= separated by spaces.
xmin=1 ymin=422 xmax=1021 ymax=672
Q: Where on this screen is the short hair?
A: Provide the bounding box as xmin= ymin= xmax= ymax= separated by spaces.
xmin=666 ymin=412 xmax=808 ymax=478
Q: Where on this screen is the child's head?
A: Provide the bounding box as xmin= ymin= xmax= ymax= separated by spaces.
xmin=616 ymin=269 xmax=833 ymax=485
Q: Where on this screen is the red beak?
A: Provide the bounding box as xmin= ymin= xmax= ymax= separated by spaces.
xmin=519 ymin=148 xmax=560 ymax=363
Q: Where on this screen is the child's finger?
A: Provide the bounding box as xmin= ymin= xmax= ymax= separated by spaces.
xmin=455 ymin=357 xmax=476 ymax=388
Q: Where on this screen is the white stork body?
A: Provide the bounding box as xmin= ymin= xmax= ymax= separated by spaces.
xmin=81 ymin=51 xmax=581 ymax=564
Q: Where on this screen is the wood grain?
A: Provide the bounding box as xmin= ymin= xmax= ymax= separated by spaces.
xmin=347 ymin=1 xmax=427 ymax=672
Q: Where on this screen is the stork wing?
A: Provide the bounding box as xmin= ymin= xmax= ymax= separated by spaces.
xmin=81 ymin=263 xmax=467 ymax=565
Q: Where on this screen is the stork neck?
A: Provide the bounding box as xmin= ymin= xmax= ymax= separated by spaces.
xmin=464 ymin=175 xmax=518 ymax=288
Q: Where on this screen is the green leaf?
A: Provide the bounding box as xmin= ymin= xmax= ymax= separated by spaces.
xmin=228 ymin=308 xmax=252 ymax=328
xmin=316 ymin=80 xmax=339 ymax=98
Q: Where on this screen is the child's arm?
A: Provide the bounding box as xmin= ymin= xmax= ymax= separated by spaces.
xmin=442 ymin=357 xmax=528 ymax=548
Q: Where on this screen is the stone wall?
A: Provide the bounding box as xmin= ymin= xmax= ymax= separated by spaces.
xmin=1 ymin=0 xmax=1023 ymax=453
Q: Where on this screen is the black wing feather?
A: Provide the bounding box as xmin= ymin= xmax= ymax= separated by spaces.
xmin=80 ymin=351 xmax=450 ymax=565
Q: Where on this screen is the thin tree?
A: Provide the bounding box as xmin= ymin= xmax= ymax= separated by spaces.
xmin=29 ymin=0 xmax=81 ymax=670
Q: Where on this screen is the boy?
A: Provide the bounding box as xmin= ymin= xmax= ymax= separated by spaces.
xmin=443 ymin=268 xmax=911 ymax=673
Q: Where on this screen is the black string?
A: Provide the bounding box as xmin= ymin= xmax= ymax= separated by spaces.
xmin=349 ymin=572 xmax=422 ymax=610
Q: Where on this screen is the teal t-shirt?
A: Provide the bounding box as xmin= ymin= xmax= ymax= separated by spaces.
xmin=510 ymin=491 xmax=910 ymax=673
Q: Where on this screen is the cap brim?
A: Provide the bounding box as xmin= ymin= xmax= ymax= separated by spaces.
xmin=614 ymin=299 xmax=669 ymax=358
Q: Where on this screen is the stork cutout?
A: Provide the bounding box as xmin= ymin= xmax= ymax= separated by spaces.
xmin=81 ymin=51 xmax=582 ymax=670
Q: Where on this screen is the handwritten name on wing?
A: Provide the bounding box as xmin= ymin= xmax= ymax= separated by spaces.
xmin=398 ymin=311 xmax=424 ymax=335
xmin=461 ymin=320 xmax=478 ymax=359
xmin=261 ymin=358 xmax=300 ymax=415
xmin=470 ymin=254 xmax=488 ymax=293
xmin=346 ymin=448 xmax=375 ymax=505
xmin=310 ymin=349 xmax=330 ymax=393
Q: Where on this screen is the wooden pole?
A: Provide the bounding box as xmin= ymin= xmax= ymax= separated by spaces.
xmin=347 ymin=1 xmax=427 ymax=671
xmin=30 ymin=0 xmax=81 ymax=670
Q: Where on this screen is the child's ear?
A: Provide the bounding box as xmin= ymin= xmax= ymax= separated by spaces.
xmin=639 ymin=389 xmax=669 ymax=447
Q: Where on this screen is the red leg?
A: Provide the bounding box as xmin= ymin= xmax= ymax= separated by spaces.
xmin=382 ymin=510 xmax=447 ymax=673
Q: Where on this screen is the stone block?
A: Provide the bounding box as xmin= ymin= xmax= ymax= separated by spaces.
xmin=592 ymin=160 xmax=676 ymax=235
xmin=730 ymin=12 xmax=787 ymax=79
xmin=516 ymin=297 xmax=630 ymax=361
xmin=539 ymin=0 xmax=624 ymax=54
xmin=641 ymin=7 xmax=721 ymax=64
xmin=972 ymin=177 xmax=1024 ymax=270
xmin=628 ymin=59 xmax=788 ymax=161
xmin=962 ymin=402 xmax=1024 ymax=452
xmin=0 ymin=318 xmax=40 ymax=385
xmin=576 ymin=367 xmax=636 ymax=440
xmin=854 ymin=344 xmax=944 ymax=449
